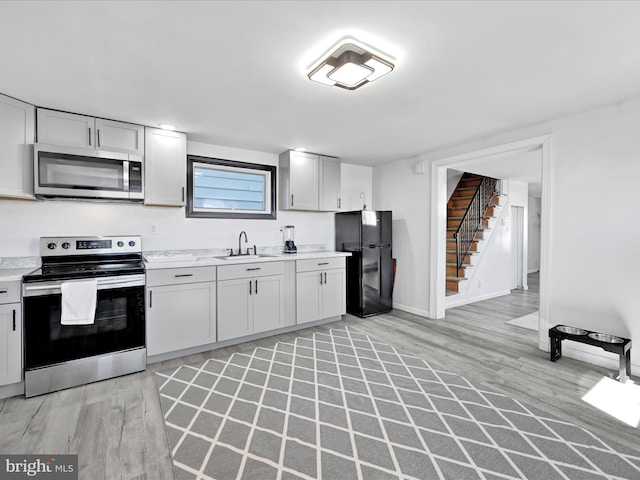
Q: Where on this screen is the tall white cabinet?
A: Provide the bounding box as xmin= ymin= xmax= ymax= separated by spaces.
xmin=0 ymin=93 xmax=35 ymax=199
xmin=144 ymin=127 xmax=187 ymax=206
xmin=279 ymin=150 xmax=341 ymax=211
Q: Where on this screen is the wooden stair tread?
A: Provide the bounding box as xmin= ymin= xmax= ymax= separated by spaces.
xmin=446 ymin=276 xmax=467 ymax=281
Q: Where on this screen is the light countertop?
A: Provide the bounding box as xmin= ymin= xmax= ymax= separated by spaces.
xmin=0 ymin=267 xmax=39 ymax=282
xmin=144 ymin=251 xmax=351 ymax=270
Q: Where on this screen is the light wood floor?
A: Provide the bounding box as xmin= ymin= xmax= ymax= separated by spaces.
xmin=1 ymin=273 xmax=637 ymax=479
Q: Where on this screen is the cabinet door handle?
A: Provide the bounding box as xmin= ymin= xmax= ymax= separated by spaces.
xmin=12 ymin=309 xmax=16 ymax=331
xmin=97 ymin=129 xmax=101 ymax=147
xmin=291 ymin=194 xmax=294 ymax=206
xmin=181 ymin=187 xmax=185 ymax=202
xmin=255 ymin=279 xmax=258 ymax=294
xmin=249 ymin=280 xmax=252 ymax=295
xmin=338 ymin=198 xmax=341 ymax=209
xmin=149 ymin=290 xmax=153 ymax=308
xmin=324 ymin=272 xmax=327 ymax=284
xmin=320 ymin=272 xmax=323 ymax=285
xmin=88 ymin=127 xmax=92 ymax=146
xmin=174 ymin=274 xmax=194 ymax=278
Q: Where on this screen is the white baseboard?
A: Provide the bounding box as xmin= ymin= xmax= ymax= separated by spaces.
xmin=392 ymin=302 xmax=431 ymax=318
xmin=561 ymin=343 xmax=638 ymax=376
xmin=0 ymin=381 xmax=24 ymax=399
xmin=445 ymin=289 xmax=512 ymax=309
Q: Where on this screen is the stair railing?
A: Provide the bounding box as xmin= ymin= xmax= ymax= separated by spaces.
xmin=453 ymin=176 xmax=499 ymax=276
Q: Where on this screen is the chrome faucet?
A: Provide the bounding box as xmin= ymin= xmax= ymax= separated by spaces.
xmin=238 ymin=230 xmax=248 ymax=255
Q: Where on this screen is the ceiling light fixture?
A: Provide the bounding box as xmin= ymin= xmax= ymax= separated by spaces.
xmin=158 ymin=123 xmax=176 ymax=131
xmin=307 ymin=39 xmax=395 ymax=91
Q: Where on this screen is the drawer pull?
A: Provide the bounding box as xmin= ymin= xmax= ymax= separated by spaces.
xmin=246 ymin=267 xmax=261 ymax=271
xmin=318 ymin=262 xmax=329 ymax=265
xmin=174 ymin=274 xmax=194 ymax=278
xmin=0 ymin=289 xmax=7 ymax=294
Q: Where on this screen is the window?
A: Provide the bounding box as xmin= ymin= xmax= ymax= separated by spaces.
xmin=187 ymin=155 xmax=276 ymax=219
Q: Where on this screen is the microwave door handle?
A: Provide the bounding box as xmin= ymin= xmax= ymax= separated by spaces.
xmin=123 ymin=161 xmax=130 ymax=194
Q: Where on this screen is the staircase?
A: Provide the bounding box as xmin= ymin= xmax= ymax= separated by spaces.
xmin=446 ymin=173 xmax=500 ymax=294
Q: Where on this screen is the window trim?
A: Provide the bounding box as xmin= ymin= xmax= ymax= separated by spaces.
xmin=186 ymin=155 xmax=277 ymax=219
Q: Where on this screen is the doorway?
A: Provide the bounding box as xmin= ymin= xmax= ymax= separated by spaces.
xmin=429 ymin=134 xmax=553 ymax=352
xmin=511 ymin=205 xmax=525 ymax=290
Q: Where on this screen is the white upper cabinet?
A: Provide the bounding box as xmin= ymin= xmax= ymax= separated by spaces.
xmin=0 ymin=93 xmax=35 ymax=199
xmin=144 ymin=127 xmax=187 ymax=206
xmin=95 ymin=118 xmax=144 ymax=155
xmin=279 ymin=150 xmax=341 ymax=212
xmin=36 ymin=109 xmax=144 ymax=155
xmin=319 ymin=155 xmax=341 ymax=211
xmin=280 ymin=150 xmax=318 ymax=210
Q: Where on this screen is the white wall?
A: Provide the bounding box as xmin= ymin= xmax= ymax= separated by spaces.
xmin=373 ymin=159 xmax=430 ymax=316
xmin=0 ymin=141 xmax=373 ymax=257
xmin=340 ymin=163 xmax=372 ymax=211
xmin=374 ymin=95 xmax=640 ymax=369
xmin=528 ymin=196 xmax=541 ymax=272
xmin=447 ymin=169 xmax=464 ymax=200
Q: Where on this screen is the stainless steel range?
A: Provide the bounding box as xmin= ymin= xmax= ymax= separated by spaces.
xmin=22 ymin=235 xmax=146 ymax=398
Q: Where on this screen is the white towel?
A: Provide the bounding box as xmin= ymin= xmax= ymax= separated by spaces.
xmin=61 ymin=279 xmax=97 ymax=325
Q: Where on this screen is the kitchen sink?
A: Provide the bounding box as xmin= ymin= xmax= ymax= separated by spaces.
xmin=218 ymin=254 xmax=277 ymax=261
xmin=195 ymin=254 xmax=277 ymax=262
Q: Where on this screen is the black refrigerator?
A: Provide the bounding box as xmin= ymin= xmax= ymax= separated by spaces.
xmin=335 ymin=210 xmax=393 ymax=317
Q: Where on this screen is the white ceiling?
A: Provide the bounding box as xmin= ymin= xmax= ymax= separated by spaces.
xmin=2 ymin=1 xmax=640 ymax=166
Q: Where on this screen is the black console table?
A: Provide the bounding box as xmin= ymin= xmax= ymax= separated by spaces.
xmin=549 ymin=325 xmax=632 ymax=383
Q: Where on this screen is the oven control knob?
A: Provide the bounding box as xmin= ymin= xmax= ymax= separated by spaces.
xmin=128 ymin=240 xmax=136 ymax=247
xmin=117 ymin=241 xmax=124 ymax=247
xmin=47 ymin=242 xmax=57 ymax=250
xmin=61 ymin=242 xmax=70 ymax=249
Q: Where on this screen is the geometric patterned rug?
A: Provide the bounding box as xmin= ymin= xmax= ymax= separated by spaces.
xmin=156 ymin=327 xmax=640 ymax=480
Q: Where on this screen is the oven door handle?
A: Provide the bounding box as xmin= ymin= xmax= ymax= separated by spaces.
xmin=23 ymin=275 xmax=145 ymax=296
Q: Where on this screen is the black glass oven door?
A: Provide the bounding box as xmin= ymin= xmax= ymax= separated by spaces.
xmin=24 ymin=285 xmax=145 ymax=370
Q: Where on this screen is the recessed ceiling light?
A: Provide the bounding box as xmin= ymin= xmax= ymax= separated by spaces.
xmin=307 ymin=38 xmax=395 ymax=91
xmin=158 ymin=124 xmax=176 ymax=131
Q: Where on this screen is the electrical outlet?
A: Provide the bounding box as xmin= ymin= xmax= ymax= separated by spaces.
xmin=149 ymin=224 xmax=158 ymax=234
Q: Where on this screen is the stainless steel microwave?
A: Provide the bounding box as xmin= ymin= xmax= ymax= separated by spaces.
xmin=34 ymin=144 xmax=144 ymax=201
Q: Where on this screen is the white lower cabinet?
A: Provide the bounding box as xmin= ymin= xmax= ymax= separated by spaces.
xmin=296 ymin=257 xmax=346 ymax=324
xmin=0 ymin=281 xmax=22 ymax=386
xmin=217 ymin=262 xmax=285 ymax=342
xmin=146 ymin=266 xmax=216 ymax=356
